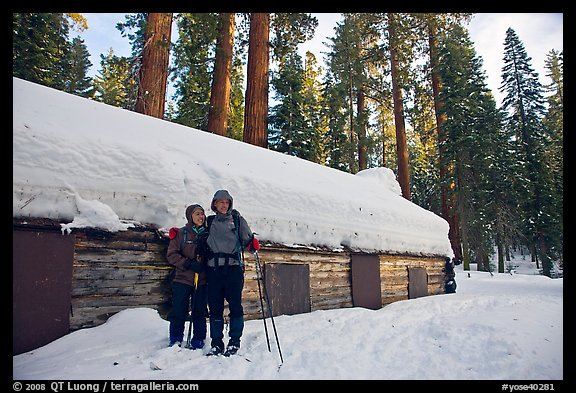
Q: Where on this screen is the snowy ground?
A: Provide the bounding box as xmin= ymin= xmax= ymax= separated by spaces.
xmin=13 ymin=261 xmax=563 ymax=382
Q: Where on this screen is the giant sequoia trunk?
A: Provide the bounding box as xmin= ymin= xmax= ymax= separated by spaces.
xmin=388 ymin=14 xmax=411 ymax=200
xmin=207 ymin=13 xmax=235 ymax=136
xmin=243 ymin=13 xmax=270 ymax=148
xmin=135 ymin=13 xmax=172 ymax=119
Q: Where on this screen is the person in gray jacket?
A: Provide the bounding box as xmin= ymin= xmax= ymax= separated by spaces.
xmin=203 ymin=189 xmax=260 ymax=356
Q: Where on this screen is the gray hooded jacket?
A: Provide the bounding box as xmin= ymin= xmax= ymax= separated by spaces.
xmin=206 ymin=190 xmax=253 ymax=267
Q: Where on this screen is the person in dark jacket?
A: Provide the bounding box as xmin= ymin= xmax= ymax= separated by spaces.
xmin=204 ymin=190 xmax=260 ymax=356
xmin=166 ymin=204 xmax=209 ymax=349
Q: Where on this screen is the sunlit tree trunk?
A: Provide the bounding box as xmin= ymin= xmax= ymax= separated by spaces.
xmin=243 ymin=13 xmax=270 ymax=148
xmin=388 ymin=14 xmax=411 ymax=200
xmin=207 ymin=13 xmax=234 ymax=136
xmin=135 ymin=13 xmax=172 ymax=119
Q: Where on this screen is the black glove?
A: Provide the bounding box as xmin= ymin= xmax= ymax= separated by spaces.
xmin=195 ymin=232 xmax=209 ymax=257
xmin=183 ymin=258 xmax=204 ymax=273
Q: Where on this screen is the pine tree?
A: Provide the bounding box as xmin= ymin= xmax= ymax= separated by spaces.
xmin=321 ymin=71 xmax=351 ymax=171
xmin=116 ymin=13 xmax=148 ymax=111
xmin=500 ymin=28 xmax=554 ymax=276
xmin=541 ymin=49 xmax=563 ymax=270
xmin=226 ymin=56 xmax=246 ymax=141
xmin=65 ymin=36 xmax=93 ymax=98
xmin=267 ymin=14 xmax=319 ymax=160
xmin=269 ymin=51 xmax=308 ymax=157
xmin=325 ymin=13 xmax=386 ymax=174
xmin=170 ymin=13 xmax=218 ymax=129
xmin=93 ymin=48 xmax=137 ymax=109
xmin=13 ymin=13 xmax=70 ymax=89
xmin=387 ymin=13 xmax=411 ymax=199
xmin=438 ymin=23 xmax=515 ymax=273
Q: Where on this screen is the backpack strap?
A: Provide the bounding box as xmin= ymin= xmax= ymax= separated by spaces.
xmin=180 ymin=226 xmax=188 ymax=250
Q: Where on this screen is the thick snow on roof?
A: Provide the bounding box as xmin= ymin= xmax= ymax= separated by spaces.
xmin=13 ymin=77 xmax=452 ymax=257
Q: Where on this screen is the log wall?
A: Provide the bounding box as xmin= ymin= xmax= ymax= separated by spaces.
xmin=13 ymin=220 xmax=447 ymax=331
xmin=70 ymin=227 xmax=172 ymax=330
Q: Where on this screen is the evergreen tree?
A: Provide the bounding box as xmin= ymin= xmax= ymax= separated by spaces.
xmin=438 ymin=23 xmax=514 ymax=272
xmin=541 ymin=49 xmax=563 ymax=269
xmin=321 ymin=71 xmax=351 ymax=171
xmin=116 ymin=13 xmax=148 ymax=111
xmin=268 ymin=13 xmax=319 ymax=157
xmin=13 ymin=13 xmax=70 ymax=89
xmin=301 ymin=52 xmax=326 ymax=164
xmin=93 ymin=48 xmax=137 ymax=109
xmin=269 ymin=52 xmax=309 ymax=158
xmin=171 ymin=13 xmax=219 ymax=129
xmin=500 ymin=28 xmax=555 ymax=276
xmin=64 ymin=36 xmax=93 ymax=98
xmin=226 ymin=55 xmax=246 ymax=141
xmin=325 ymin=13 xmax=386 ymax=174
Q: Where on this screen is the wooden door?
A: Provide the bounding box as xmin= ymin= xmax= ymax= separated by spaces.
xmin=351 ymin=254 xmax=381 ymax=310
xmin=264 ymin=263 xmax=310 ymax=317
xmin=13 ymin=229 xmax=75 ymax=354
xmin=408 ymin=267 xmax=428 ymax=299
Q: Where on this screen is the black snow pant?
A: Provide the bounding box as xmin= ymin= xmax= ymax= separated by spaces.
xmin=168 ymin=281 xmax=208 ymax=344
xmin=206 ymin=265 xmax=244 ymax=349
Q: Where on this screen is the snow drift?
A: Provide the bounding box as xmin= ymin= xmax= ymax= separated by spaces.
xmin=13 ymin=77 xmax=452 ymax=257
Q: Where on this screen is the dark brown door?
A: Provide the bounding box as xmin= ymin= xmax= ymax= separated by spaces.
xmin=408 ymin=267 xmax=428 ymax=299
xmin=13 ymin=230 xmax=75 ymax=354
xmin=264 ymin=263 xmax=310 ymax=317
xmin=351 ymin=254 xmax=381 ymax=310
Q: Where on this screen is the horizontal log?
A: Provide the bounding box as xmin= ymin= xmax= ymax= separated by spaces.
xmin=71 ymin=293 xmax=169 ymax=308
xmin=73 ymin=266 xmax=170 ymax=281
xmin=382 ymin=295 xmax=408 ymax=305
xmin=311 ymin=299 xmax=353 ymax=311
xmin=72 ymin=280 xmax=170 ymax=297
xmin=75 ymin=249 xmax=168 ymax=264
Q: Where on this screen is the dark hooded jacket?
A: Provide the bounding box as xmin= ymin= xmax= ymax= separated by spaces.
xmin=206 ymin=190 xmax=253 ymax=267
xmin=166 ymin=204 xmax=208 ymax=286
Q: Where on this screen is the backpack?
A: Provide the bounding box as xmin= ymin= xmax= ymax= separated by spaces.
xmin=205 ymin=209 xmax=244 ymax=267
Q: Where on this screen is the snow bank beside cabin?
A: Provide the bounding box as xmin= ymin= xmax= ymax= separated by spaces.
xmin=13 ymin=77 xmax=452 ymax=257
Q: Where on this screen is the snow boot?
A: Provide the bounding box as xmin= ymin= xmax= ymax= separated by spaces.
xmin=190 ymin=339 xmax=204 ymax=350
xmin=224 ymin=344 xmax=239 ymax=357
xmin=168 ymin=340 xmax=182 ymax=348
xmin=207 ymin=344 xmax=224 ymax=356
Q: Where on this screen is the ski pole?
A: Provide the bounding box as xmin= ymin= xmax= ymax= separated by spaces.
xmin=254 ymin=251 xmax=271 ymax=351
xmin=185 ymin=273 xmax=198 ymax=349
xmin=254 ymin=250 xmax=284 ymax=364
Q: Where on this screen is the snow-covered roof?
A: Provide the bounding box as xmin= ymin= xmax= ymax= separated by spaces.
xmin=13 ymin=77 xmax=452 ymax=257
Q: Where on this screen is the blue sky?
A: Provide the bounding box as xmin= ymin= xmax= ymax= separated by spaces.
xmin=75 ymin=13 xmax=563 ymax=106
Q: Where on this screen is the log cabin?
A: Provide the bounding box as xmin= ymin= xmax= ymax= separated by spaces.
xmin=13 ymin=77 xmax=451 ymax=354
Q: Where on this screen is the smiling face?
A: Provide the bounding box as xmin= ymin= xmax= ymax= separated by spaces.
xmin=191 ymin=209 xmax=205 ymax=226
xmin=214 ymin=199 xmax=230 ymax=214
